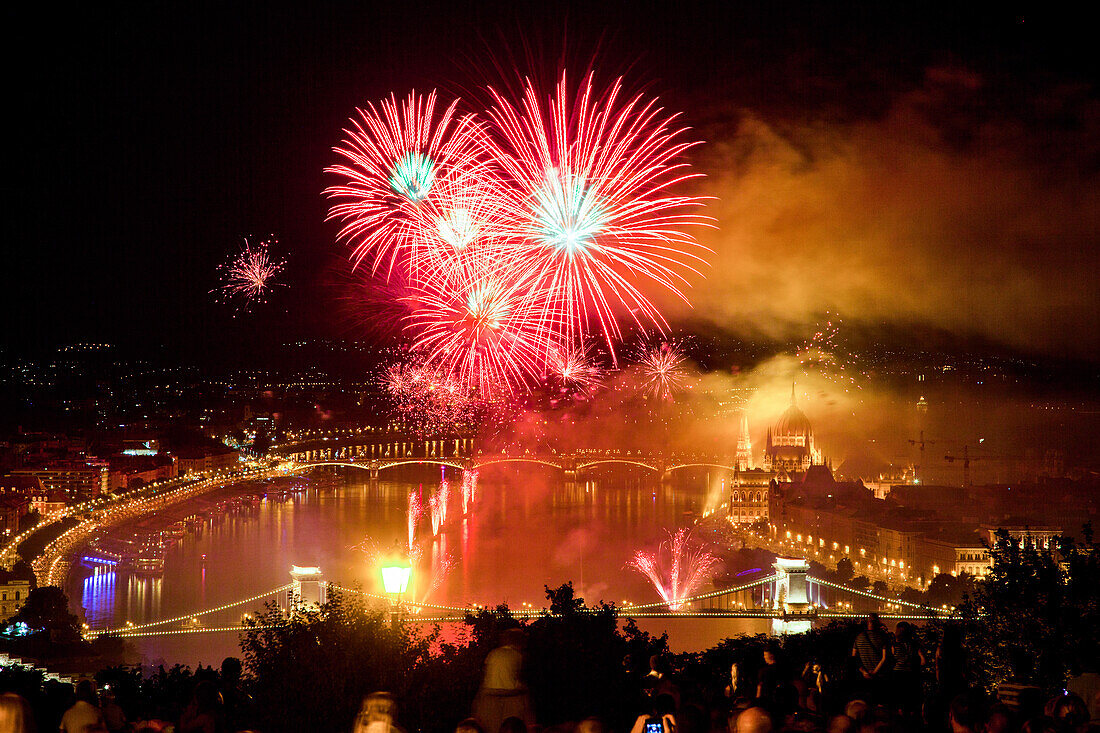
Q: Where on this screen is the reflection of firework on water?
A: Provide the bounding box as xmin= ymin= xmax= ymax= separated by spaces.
xmin=328 ymin=72 xmax=710 ymax=398
xmin=407 ymin=489 xmax=423 ymax=550
xmin=628 ymin=528 xmax=718 ymax=610
xmin=487 ymin=72 xmax=710 ymax=354
xmin=429 ymin=478 xmax=450 ymax=535
xmin=637 ymin=341 xmax=688 ymax=401
xmin=213 ymin=237 xmax=285 ymax=309
xmin=461 ymin=470 xmax=479 ymax=514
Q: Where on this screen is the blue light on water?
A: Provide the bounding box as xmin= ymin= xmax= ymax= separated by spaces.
xmin=82 ymin=567 xmax=117 ymax=627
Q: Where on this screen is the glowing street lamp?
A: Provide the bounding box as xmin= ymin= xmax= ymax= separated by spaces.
xmin=381 ymin=553 xmax=412 ymax=624
xmin=381 ymin=561 xmax=411 ymax=595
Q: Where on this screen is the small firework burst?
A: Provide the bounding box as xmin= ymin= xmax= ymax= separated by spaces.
xmin=549 ymin=345 xmax=604 ymax=395
xmin=637 ymin=341 xmax=688 ymax=401
xmin=795 ymin=314 xmax=867 ymax=389
xmin=628 ymin=528 xmax=718 ymax=611
xmin=213 ymin=237 xmax=286 ymax=309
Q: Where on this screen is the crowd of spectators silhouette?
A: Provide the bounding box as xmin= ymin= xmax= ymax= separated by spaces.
xmin=1 ymin=615 xmax=1098 ymax=733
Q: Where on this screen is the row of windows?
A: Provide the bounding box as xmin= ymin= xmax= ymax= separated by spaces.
xmin=732 ymin=491 xmax=765 ymax=503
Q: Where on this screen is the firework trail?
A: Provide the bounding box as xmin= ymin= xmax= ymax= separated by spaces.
xmin=628 ymin=528 xmax=718 ymax=610
xmin=461 ymin=470 xmax=479 ymax=514
xmin=637 ymin=341 xmax=688 ymax=401
xmin=213 ymin=237 xmax=285 ymax=309
xmin=486 ymin=72 xmax=710 ymax=356
xmin=410 ymin=552 xmax=456 ymax=612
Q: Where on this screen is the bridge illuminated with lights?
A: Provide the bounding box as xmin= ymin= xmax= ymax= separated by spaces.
xmin=83 ymin=562 xmax=950 ymax=641
xmin=273 ymin=432 xmax=740 ymax=481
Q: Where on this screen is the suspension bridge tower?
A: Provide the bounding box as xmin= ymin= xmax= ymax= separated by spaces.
xmin=771 ymin=557 xmax=815 ymax=634
xmin=289 ymin=565 xmax=326 ymax=612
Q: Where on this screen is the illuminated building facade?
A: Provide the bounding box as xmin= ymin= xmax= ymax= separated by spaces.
xmin=729 ymin=469 xmax=771 ymax=525
xmin=9 ymin=462 xmax=107 ymax=502
xmin=0 ymin=579 xmax=30 ymax=620
xmin=763 ymin=386 xmax=822 ymax=474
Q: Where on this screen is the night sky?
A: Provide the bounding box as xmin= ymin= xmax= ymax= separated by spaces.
xmin=6 ymin=2 xmax=1098 ymax=365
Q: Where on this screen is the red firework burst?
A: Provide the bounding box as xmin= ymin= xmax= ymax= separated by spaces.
xmin=328 ymin=71 xmax=710 ymax=400
xmin=325 ymin=90 xmax=489 ymax=278
xmin=485 ymin=72 xmax=711 ymax=355
xmin=213 ymin=237 xmax=285 ymax=309
xmin=404 ymin=255 xmax=560 ymax=395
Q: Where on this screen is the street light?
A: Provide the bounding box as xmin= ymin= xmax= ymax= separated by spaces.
xmin=381 ymin=553 xmax=412 ymax=624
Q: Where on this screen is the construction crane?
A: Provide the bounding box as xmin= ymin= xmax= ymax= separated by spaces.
xmin=907 ymin=430 xmax=935 ymax=484
xmin=944 ymin=442 xmax=1014 ymax=488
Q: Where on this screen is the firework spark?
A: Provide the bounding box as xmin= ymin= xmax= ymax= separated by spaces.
xmin=383 ymin=361 xmax=481 ymax=436
xmin=795 ymin=315 xmax=867 ymax=389
xmin=405 ymin=255 xmax=559 ymax=395
xmin=213 ymin=237 xmax=285 ymax=309
xmin=637 ymin=341 xmax=688 ymax=401
xmin=411 ymin=551 xmax=456 ymax=612
xmin=628 ymin=528 xmax=718 ymax=611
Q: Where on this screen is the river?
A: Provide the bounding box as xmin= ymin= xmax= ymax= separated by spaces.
xmin=66 ymin=465 xmax=769 ymax=666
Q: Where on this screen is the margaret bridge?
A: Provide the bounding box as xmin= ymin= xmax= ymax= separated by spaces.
xmin=273 ymin=432 xmax=743 ymax=481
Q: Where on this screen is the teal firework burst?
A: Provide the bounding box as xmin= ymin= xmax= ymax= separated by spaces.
xmin=389 ymin=152 xmax=436 ymax=202
xmin=532 ymin=168 xmax=605 ymax=254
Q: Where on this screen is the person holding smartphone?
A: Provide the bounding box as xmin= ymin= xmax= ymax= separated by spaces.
xmin=630 ymin=693 xmax=677 ymax=733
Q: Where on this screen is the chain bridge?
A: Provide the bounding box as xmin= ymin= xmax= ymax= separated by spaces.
xmin=83 ymin=558 xmax=948 ymax=641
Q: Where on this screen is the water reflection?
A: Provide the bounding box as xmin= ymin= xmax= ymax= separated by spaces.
xmin=81 ymin=567 xmax=116 ymax=626
xmin=69 ymin=469 xmax=750 ymax=657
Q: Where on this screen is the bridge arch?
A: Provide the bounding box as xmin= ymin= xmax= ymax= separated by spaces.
xmin=575 ymin=459 xmax=659 ymax=472
xmin=666 ymin=463 xmax=737 ymax=473
xmin=292 ymin=459 xmax=467 ymax=473
xmin=474 ymin=457 xmax=563 ymax=471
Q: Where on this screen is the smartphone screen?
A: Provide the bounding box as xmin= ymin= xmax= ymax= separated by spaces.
xmin=645 ymin=720 xmax=663 ymax=733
